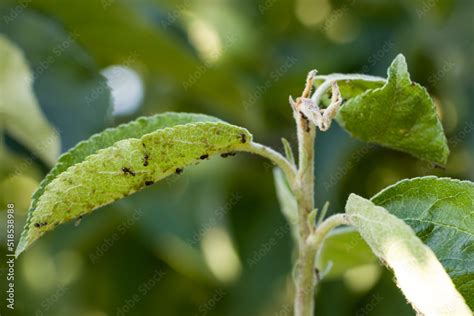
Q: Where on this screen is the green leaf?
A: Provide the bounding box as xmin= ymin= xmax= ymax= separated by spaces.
xmin=336 ymin=54 xmax=449 ymax=165
xmin=316 ymin=227 xmax=377 ymax=279
xmin=0 ymin=10 xmax=113 ymax=150
xmin=273 ymin=168 xmax=298 ymax=240
xmin=0 ymin=34 xmax=60 ymax=166
xmin=314 ymin=73 xmax=385 ymax=101
xmin=372 ymin=176 xmax=474 ymax=309
xmin=345 ymin=194 xmax=471 ymax=315
xmin=17 ymin=113 xmax=250 ymax=256
xmin=19 ymin=0 xmax=242 ymax=112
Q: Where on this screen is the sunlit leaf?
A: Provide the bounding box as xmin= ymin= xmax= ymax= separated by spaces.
xmin=345 ymin=194 xmax=471 ymax=315
xmin=17 ymin=114 xmax=251 ymax=256
xmin=372 ymin=176 xmax=474 ymax=309
xmin=0 ymin=34 xmax=60 ymax=166
xmin=336 ymin=54 xmax=449 ymax=165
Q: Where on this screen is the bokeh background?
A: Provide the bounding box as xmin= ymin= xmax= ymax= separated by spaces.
xmin=0 ymin=0 xmax=473 ymax=315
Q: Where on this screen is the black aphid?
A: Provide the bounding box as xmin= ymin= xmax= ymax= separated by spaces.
xmin=145 ymin=180 xmax=154 ymax=186
xmin=221 ymin=152 xmax=236 ymax=158
xmin=240 ymin=133 xmax=247 ymax=143
xmin=200 ymin=154 xmax=209 ymax=160
xmin=122 ymin=167 xmax=136 ymax=176
xmin=175 ymin=168 xmax=183 ymax=175
xmin=143 ymin=153 xmax=149 ymax=166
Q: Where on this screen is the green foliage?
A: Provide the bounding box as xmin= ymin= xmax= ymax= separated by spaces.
xmin=314 ymin=73 xmax=385 ymax=102
xmin=316 ymin=227 xmax=376 ymax=279
xmin=0 ymin=9 xmax=114 ymax=150
xmin=273 ymin=168 xmax=298 ymax=240
xmin=345 ymin=193 xmax=471 ymax=315
xmin=372 ymin=176 xmax=474 ymax=309
xmin=17 ymin=115 xmax=252 ymax=256
xmin=0 ymin=34 xmax=60 ymax=166
xmin=336 ymin=54 xmax=449 ymax=165
xmin=24 ymin=0 xmax=242 ymax=111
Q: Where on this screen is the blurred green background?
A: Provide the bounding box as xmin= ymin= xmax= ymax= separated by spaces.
xmin=0 ymin=0 xmax=473 ymax=315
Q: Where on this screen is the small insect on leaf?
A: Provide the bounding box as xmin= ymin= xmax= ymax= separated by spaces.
xmin=175 ymin=168 xmax=183 ymax=175
xmin=240 ymin=133 xmax=247 ymax=143
xmin=200 ymin=154 xmax=209 ymax=160
xmin=121 ymin=167 xmax=136 ymax=176
xmin=145 ymin=180 xmax=154 ymax=186
xmin=143 ymin=153 xmax=150 ymax=166
xmin=221 ymin=152 xmax=236 ymax=158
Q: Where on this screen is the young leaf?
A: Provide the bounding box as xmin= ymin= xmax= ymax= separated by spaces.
xmin=314 ymin=73 xmax=385 ymax=101
xmin=372 ymin=176 xmax=474 ymax=309
xmin=345 ymin=194 xmax=471 ymax=315
xmin=17 ymin=117 xmax=251 ymax=256
xmin=336 ymin=54 xmax=449 ymax=165
xmin=0 ymin=34 xmax=60 ymax=166
xmin=316 ymin=227 xmax=376 ymax=280
xmin=273 ymin=168 xmax=298 ymax=240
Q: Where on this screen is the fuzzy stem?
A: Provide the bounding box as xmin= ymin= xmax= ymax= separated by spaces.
xmin=244 ymin=142 xmax=297 ymax=187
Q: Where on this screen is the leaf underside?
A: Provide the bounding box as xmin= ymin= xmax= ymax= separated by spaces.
xmin=316 ymin=227 xmax=376 ymax=279
xmin=346 ymin=194 xmax=471 ymax=315
xmin=336 ymin=54 xmax=449 ymax=165
xmin=372 ymin=176 xmax=474 ymax=310
xmin=17 ymin=114 xmax=251 ymax=256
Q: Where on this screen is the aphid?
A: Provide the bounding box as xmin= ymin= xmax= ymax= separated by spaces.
xmin=175 ymin=168 xmax=183 ymax=175
xmin=145 ymin=180 xmax=154 ymax=186
xmin=200 ymin=154 xmax=209 ymax=160
xmin=240 ymin=133 xmax=247 ymax=144
xmin=122 ymin=167 xmax=136 ymax=176
xmin=75 ymin=216 xmax=83 ymax=227
xmin=221 ymin=152 xmax=236 ymax=158
xmin=143 ymin=153 xmax=150 ymax=166
xmin=34 ymin=222 xmax=47 ymax=228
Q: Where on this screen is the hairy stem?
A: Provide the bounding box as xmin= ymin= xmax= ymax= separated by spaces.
xmin=292 ymin=72 xmax=318 ymax=316
xmin=293 ymin=76 xmax=348 ymax=316
xmin=245 ymin=142 xmax=297 ymax=187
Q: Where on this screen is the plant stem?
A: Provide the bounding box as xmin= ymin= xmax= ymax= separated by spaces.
xmin=245 ymin=142 xmax=297 ymax=186
xmin=293 ymin=120 xmax=316 ymax=316
xmin=293 ymin=76 xmax=348 ymax=316
xmin=292 ymin=72 xmax=317 ymax=316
